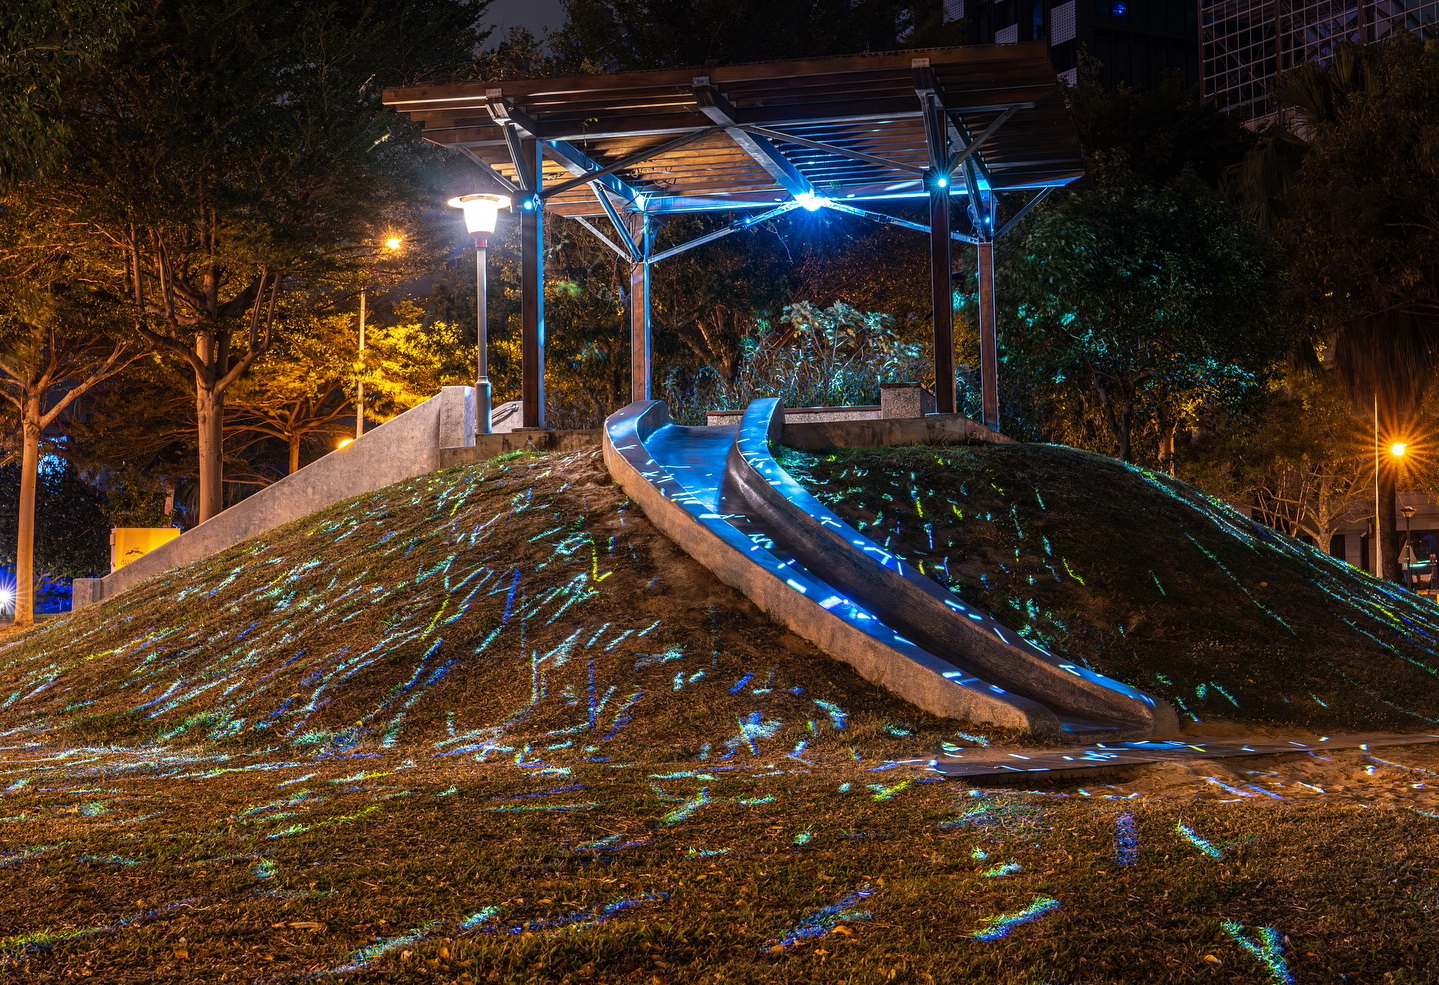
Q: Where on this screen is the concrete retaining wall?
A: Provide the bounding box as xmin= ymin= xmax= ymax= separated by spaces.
xmin=74 ymin=386 xmax=477 ymax=608
xmin=782 ymin=413 xmax=1017 ymax=450
xmin=706 ymin=405 xmax=881 ymax=426
xmin=439 ymin=429 xmax=600 ymax=468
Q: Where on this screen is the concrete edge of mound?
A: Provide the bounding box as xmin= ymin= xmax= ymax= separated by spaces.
xmin=601 ymin=399 xmax=1060 ymax=735
xmin=76 ymin=388 xmax=486 ymax=609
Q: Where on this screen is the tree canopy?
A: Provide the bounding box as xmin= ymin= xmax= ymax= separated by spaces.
xmin=34 ymin=0 xmax=488 ymax=520
xmin=0 ymin=0 xmax=133 ymax=183
xmin=1001 ymin=177 xmax=1281 ymax=464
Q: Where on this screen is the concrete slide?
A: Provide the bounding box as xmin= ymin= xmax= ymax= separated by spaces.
xmin=603 ymin=398 xmax=1176 ymax=738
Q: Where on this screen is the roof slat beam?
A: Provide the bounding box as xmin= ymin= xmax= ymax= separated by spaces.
xmin=738 ymin=125 xmax=926 ymax=175
xmin=693 ymin=77 xmax=817 ymax=199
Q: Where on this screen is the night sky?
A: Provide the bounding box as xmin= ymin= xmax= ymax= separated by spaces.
xmin=487 ymin=0 xmax=567 ymax=37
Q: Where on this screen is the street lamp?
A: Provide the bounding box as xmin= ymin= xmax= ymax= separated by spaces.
xmin=448 ymin=193 xmax=512 ymax=439
xmin=356 ymin=235 xmax=404 ymax=440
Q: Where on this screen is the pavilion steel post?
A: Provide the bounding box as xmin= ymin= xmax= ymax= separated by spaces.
xmin=977 ymin=239 xmax=999 ymax=430
xmin=628 ymin=213 xmax=652 ymax=402
xmin=519 ymin=137 xmax=545 ymax=429
xmin=927 ymin=170 xmax=957 ymax=415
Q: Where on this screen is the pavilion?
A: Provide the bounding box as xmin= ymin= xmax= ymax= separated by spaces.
xmin=382 ymin=44 xmax=1083 ymax=431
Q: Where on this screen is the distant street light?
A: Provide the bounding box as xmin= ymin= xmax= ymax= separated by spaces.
xmin=1374 ymin=390 xmax=1417 ymax=580
xmin=357 ymin=235 xmax=404 ymax=440
xmin=448 ymin=193 xmax=512 ymax=439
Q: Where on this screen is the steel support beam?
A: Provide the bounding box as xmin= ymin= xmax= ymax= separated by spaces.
xmin=647 ymin=202 xmax=801 ymax=263
xmin=540 ymin=127 xmax=720 ymax=201
xmin=822 ymin=200 xmax=979 ymax=243
xmin=977 ymin=239 xmax=998 ymax=431
xmin=573 ymin=216 xmax=632 ymax=261
xmin=996 ymin=186 xmax=1055 ymax=238
xmin=488 ymin=91 xmax=646 ymax=206
xmin=917 ymin=61 xmax=958 ymax=416
xmin=928 ymin=170 xmax=956 ymax=415
xmin=946 ymin=105 xmax=1021 ymax=175
xmin=693 ymin=78 xmax=817 ymax=199
xmin=592 ymin=186 xmax=640 ymax=256
xmin=454 ymin=145 xmax=521 ymax=194
xmin=518 ymin=137 xmax=546 ymax=429
xmin=628 ymin=214 xmax=652 ymax=402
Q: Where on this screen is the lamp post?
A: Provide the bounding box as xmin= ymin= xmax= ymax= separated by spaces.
xmin=1402 ymin=503 xmax=1417 ymax=588
xmin=448 ymin=193 xmax=512 ymax=439
xmin=356 ymin=236 xmax=404 ymax=440
xmin=356 ymin=289 xmax=367 ymax=439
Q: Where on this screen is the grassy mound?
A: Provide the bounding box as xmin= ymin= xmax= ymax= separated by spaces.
xmin=0 ymin=450 xmax=976 ymax=760
xmin=11 ymin=446 xmax=1439 ymax=984
xmin=780 ymin=442 xmax=1439 ymax=732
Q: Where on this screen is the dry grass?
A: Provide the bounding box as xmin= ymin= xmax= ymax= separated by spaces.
xmin=781 ymin=442 xmax=1439 ymax=732
xmin=5 ymin=740 xmax=1439 ymax=982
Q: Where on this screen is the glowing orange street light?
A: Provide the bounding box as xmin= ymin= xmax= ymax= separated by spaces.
xmin=1392 ymin=442 xmax=1409 ymax=458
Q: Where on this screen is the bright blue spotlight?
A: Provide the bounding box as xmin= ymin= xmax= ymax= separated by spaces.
xmin=795 ymin=191 xmax=829 ymax=211
xmin=936 ymin=175 xmax=949 ymax=189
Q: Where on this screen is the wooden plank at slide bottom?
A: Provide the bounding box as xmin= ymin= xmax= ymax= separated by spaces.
xmin=927 ymin=733 xmax=1439 ymax=779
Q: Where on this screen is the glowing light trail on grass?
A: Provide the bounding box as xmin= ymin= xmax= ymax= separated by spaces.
xmin=1175 ymin=821 xmax=1222 ymax=858
xmin=1114 ymin=812 xmax=1138 ymax=865
xmin=768 ymin=885 xmax=876 ymax=950
xmin=1221 ymin=920 xmax=1295 ymax=985
xmin=969 ymin=895 xmax=1061 ymax=940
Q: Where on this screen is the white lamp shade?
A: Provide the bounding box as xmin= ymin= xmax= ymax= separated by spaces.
xmin=448 ymin=193 xmax=512 ymax=235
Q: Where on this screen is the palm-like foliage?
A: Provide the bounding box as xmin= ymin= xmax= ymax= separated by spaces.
xmin=1231 ymin=35 xmax=1439 ymax=578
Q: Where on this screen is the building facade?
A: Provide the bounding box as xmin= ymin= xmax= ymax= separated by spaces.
xmin=945 ymin=0 xmax=1200 ymax=88
xmin=1202 ymin=1 xmax=1439 ymax=117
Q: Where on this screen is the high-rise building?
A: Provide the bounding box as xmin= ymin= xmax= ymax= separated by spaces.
xmin=1202 ymin=1 xmax=1439 ymax=118
xmin=945 ymin=0 xmax=1199 ymax=89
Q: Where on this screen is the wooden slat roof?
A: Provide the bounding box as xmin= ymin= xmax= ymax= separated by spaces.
xmin=383 ymin=44 xmax=1082 ymax=219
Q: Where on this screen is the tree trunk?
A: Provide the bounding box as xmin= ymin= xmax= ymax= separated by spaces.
xmin=1379 ymin=464 xmax=1400 ymax=581
xmin=14 ymin=399 xmax=40 ymax=628
xmin=1116 ymin=399 xmax=1134 ymax=463
xmin=288 ymin=434 xmax=301 ymax=475
xmin=1158 ymin=421 xmax=1176 ymax=473
xmin=196 ymin=382 xmax=225 ymax=522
